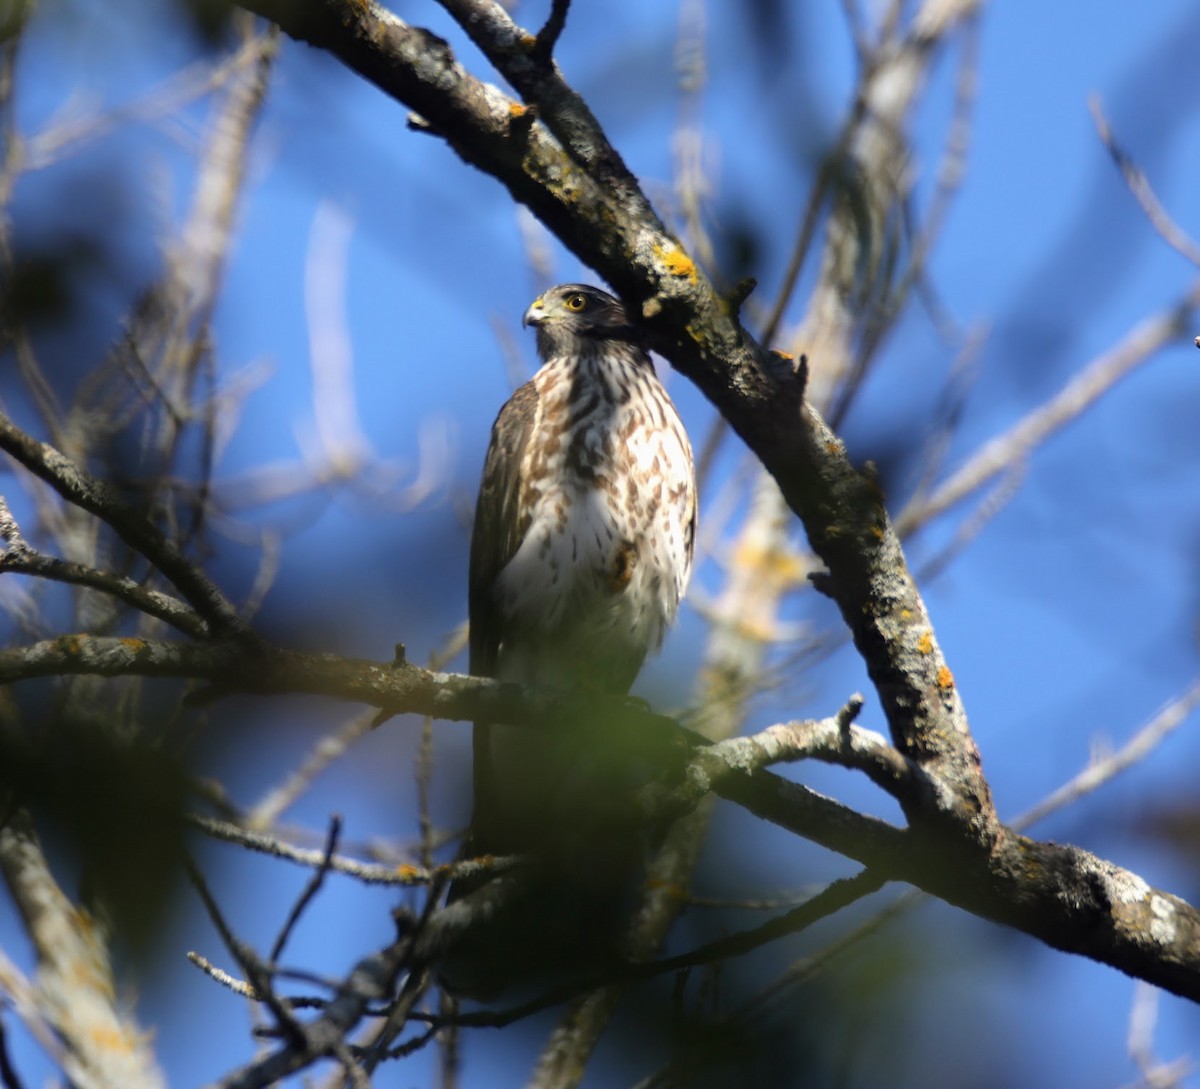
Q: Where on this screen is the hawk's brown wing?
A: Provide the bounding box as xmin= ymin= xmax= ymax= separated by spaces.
xmin=468 ymin=379 xmax=538 ymax=678
xmin=467 ymin=379 xmax=538 ymax=844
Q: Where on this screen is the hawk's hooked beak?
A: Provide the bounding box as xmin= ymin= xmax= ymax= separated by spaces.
xmin=523 ymin=297 xmax=546 ymax=327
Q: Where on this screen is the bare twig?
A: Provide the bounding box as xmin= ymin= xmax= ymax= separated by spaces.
xmin=1124 ymin=981 xmax=1194 ymax=1089
xmin=427 ymin=870 xmax=885 ymax=1038
xmin=185 ymin=952 xmax=321 ymax=1009
xmin=1090 ymin=95 xmax=1200 ymax=270
xmin=531 ymin=0 xmax=570 ymax=62
xmin=896 ymin=281 xmax=1200 ymax=537
xmin=0 ymin=414 xmax=247 ymax=636
xmin=912 ymin=463 xmax=1025 ymax=584
xmin=373 ymin=1023 xmax=439 ymax=1062
xmin=188 ymin=814 xmax=518 ymax=887
xmin=625 ymin=868 xmax=885 ymax=980
xmin=1013 ymin=680 xmax=1200 ymax=832
xmin=210 ymin=932 xmax=415 ymax=1089
xmin=636 ymin=695 xmax=922 ymax=821
xmin=670 ymin=0 xmax=715 ymax=273
xmin=23 ymin=34 xmax=274 ymax=172
xmin=270 ymin=815 xmax=342 ymax=964
xmin=359 ymin=870 xmax=449 ymax=1075
xmin=246 ymin=708 xmax=378 ymax=829
xmin=186 ymin=854 xmax=306 ymax=1051
xmin=0 ymin=1018 xmax=25 ymax=1089
xmin=0 ymin=496 xmax=208 ymax=636
xmin=303 ymin=201 xmax=371 ymax=477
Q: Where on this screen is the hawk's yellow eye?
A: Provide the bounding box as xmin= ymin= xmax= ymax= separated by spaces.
xmin=564 ymin=293 xmax=587 ymax=311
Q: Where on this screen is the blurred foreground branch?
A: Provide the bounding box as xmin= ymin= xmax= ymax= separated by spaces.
xmin=3 ymin=625 xmax=1200 ymax=1002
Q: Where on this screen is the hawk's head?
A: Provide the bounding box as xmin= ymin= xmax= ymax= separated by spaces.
xmin=523 ymin=284 xmax=642 ymax=359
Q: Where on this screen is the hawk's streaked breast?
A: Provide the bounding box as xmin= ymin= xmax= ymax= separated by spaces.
xmin=490 ymin=336 xmax=695 ymax=693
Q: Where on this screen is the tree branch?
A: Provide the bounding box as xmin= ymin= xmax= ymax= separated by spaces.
xmin=0 ymin=496 xmax=207 ymax=637
xmin=0 ymin=809 xmax=166 ymax=1089
xmin=0 ymin=414 xmax=245 ymax=637
xmin=6 ymin=631 xmax=1200 ymax=1002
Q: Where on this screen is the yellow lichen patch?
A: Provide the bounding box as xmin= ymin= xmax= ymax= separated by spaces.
xmin=824 ymin=439 xmax=842 ymax=455
xmin=88 ymin=1026 xmax=137 ymax=1054
xmin=732 ymin=538 xmax=807 ymax=588
xmin=508 ymin=101 xmax=533 ymax=118
xmin=916 ymin=631 xmax=933 ymax=655
xmin=870 ymin=524 xmax=885 ymax=540
xmin=900 ymin=608 xmax=912 ymax=620
xmin=653 ymin=243 xmax=698 ymax=281
xmin=118 ymin=637 xmax=144 ymax=651
xmin=937 ymin=665 xmax=955 ymax=690
xmin=772 ymin=349 xmax=795 ymax=361
xmin=394 ymin=863 xmax=423 ymax=882
xmin=730 ymin=616 xmax=777 ymax=643
xmin=62 ymin=634 xmax=83 ymax=655
xmin=68 ymin=932 xmax=116 ymax=996
xmin=519 ymin=32 xmax=537 ymax=49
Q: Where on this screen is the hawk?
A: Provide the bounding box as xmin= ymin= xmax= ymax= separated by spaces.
xmin=468 ymin=283 xmax=697 ymax=854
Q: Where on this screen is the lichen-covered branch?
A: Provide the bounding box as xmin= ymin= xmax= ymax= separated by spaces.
xmin=0 ymin=810 xmax=166 ymax=1089
xmin=4 ymin=630 xmax=1200 ymax=1001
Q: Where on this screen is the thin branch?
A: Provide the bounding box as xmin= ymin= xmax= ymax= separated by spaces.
xmin=0 ymin=1019 xmax=26 ymax=1089
xmin=373 ymin=1023 xmax=440 ymax=1062
xmin=188 ymin=814 xmax=518 ymax=887
xmin=443 ymin=869 xmax=886 ymax=1037
xmin=912 ymin=463 xmax=1025 ymax=584
xmin=358 ymin=870 xmax=448 ymax=1075
xmin=531 ymin=0 xmax=570 ymax=62
xmin=1090 ymin=95 xmax=1200 ymax=269
xmin=1124 ymin=981 xmax=1194 ymax=1089
xmin=736 ymin=677 xmax=1200 ymax=1028
xmin=0 ymin=496 xmax=207 ymax=636
xmin=628 ymin=868 xmax=885 ymax=980
xmin=896 ymin=280 xmax=1200 ymax=536
xmin=686 ymin=888 xmax=830 ymax=911
xmin=0 ymin=414 xmax=247 ymax=636
xmin=648 ymin=694 xmax=925 ymax=809
xmin=1013 ymin=679 xmax=1200 ymax=832
xmin=246 ymin=708 xmax=378 ymax=829
xmin=210 ymin=931 xmax=415 ymax=1089
xmin=186 ymin=854 xmax=306 ymax=1051
xmin=23 ymin=34 xmax=274 ymax=171
xmin=185 ymin=952 xmax=323 ymax=1009
xmin=270 ymin=815 xmax=342 ymax=964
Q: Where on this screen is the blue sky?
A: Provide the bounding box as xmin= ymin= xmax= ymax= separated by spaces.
xmin=4 ymin=1 xmax=1200 ymax=1086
